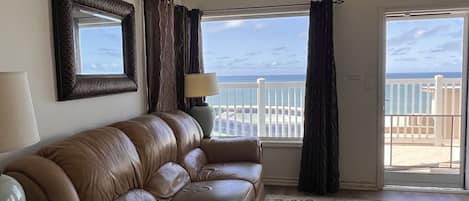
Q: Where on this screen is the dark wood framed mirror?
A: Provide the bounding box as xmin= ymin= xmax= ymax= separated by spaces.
xmin=52 ymin=0 xmax=137 ymax=101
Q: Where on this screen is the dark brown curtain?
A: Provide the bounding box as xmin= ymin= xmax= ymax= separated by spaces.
xmin=298 ymin=0 xmax=340 ymax=195
xmin=174 ymin=7 xmax=204 ymax=111
xmin=145 ymin=0 xmax=177 ymax=113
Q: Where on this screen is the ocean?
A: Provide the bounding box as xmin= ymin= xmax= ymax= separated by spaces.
xmin=217 ymin=74 xmax=306 ymax=83
xmin=216 ymin=72 xmax=463 ymax=83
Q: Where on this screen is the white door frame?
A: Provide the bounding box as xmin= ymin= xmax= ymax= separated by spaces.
xmin=377 ymin=7 xmax=469 ymax=189
xmin=463 ymin=10 xmax=469 ymax=189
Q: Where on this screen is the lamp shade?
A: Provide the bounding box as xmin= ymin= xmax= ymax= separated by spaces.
xmin=0 ymin=72 xmax=40 ymax=153
xmin=185 ymin=73 xmax=219 ymax=98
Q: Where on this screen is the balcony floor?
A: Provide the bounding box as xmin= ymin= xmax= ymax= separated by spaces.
xmin=385 ymin=144 xmax=460 ymax=174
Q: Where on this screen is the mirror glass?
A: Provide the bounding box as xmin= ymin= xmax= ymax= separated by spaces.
xmin=72 ymin=5 xmax=124 ymax=75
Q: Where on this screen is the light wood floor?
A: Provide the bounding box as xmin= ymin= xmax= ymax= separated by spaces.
xmin=265 ymin=186 xmax=469 ymax=201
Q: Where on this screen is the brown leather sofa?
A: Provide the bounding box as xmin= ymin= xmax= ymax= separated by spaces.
xmin=4 ymin=111 xmax=264 ymax=201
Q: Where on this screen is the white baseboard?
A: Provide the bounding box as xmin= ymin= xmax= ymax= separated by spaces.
xmin=264 ymin=176 xmax=378 ymax=191
xmin=264 ymin=176 xmax=298 ymax=186
xmin=341 ymin=181 xmax=378 ymax=191
xmin=384 ymin=185 xmax=469 ymax=194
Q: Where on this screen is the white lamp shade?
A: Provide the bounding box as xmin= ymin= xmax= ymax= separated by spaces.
xmin=0 ymin=72 xmax=40 ymax=153
xmin=185 ymin=73 xmax=219 ymax=98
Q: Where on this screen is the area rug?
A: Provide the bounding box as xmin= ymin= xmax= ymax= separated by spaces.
xmin=265 ymin=195 xmax=382 ymax=201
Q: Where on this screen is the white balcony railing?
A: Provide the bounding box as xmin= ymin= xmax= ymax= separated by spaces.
xmin=207 ymin=75 xmax=462 ymax=143
xmin=207 ymin=78 xmax=306 ymax=138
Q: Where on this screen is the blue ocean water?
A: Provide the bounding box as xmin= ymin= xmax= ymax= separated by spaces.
xmin=217 ymin=74 xmax=306 ymax=83
xmin=207 ymin=72 xmax=462 ymax=115
xmin=216 ymin=72 xmax=463 ymax=82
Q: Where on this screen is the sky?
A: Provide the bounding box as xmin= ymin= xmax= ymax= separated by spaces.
xmin=77 ymin=16 xmax=465 ymax=76
xmin=386 ymin=17 xmax=464 ymax=73
xmin=202 ymin=16 xmax=309 ymax=76
xmin=202 ymin=16 xmax=465 ymax=76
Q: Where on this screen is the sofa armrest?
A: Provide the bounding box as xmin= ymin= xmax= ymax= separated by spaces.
xmin=4 ymin=155 xmax=80 ymax=201
xmin=201 ymin=137 xmax=262 ymax=163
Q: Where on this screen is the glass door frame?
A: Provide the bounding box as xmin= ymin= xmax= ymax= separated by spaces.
xmin=379 ymin=10 xmax=469 ymax=188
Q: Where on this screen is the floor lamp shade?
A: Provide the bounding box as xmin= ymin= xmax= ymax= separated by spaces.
xmin=0 ymin=72 xmax=40 ymax=153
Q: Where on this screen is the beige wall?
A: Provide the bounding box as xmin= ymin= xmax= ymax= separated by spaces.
xmin=182 ymin=0 xmax=469 ymax=189
xmin=0 ymin=0 xmax=146 ymax=165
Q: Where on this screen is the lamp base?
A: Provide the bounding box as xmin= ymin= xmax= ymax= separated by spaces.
xmin=0 ymin=174 xmax=25 ymax=201
xmin=189 ymin=105 xmax=214 ymax=138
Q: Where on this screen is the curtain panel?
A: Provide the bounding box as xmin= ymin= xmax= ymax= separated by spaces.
xmin=174 ymin=7 xmax=204 ymax=111
xmin=298 ymin=0 xmax=340 ymax=195
xmin=144 ymin=0 xmax=177 ymax=113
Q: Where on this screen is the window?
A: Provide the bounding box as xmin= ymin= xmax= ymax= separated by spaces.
xmin=202 ymin=16 xmax=309 ymax=139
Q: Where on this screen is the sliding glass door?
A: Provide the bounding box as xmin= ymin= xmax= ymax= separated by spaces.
xmin=383 ymin=11 xmax=468 ymax=188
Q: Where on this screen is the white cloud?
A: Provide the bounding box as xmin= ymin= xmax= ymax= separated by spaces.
xmin=224 ymin=20 xmax=244 ymax=28
xmin=414 ymin=29 xmax=426 ymax=38
xmin=254 ymin=23 xmax=267 ymax=30
xmin=207 ymin=20 xmax=245 ymax=32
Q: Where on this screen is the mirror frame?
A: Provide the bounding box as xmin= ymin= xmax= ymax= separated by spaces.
xmin=52 ymin=0 xmax=137 ymax=101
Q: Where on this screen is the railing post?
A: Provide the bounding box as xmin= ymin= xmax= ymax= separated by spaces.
xmin=257 ymin=78 xmax=266 ymax=137
xmin=433 ymin=75 xmax=444 ymax=146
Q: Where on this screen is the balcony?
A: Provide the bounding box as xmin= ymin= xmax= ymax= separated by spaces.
xmin=206 ymin=75 xmax=462 ymax=174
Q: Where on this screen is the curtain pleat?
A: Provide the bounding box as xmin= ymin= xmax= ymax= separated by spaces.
xmin=144 ymin=0 xmax=176 ymax=113
xmin=298 ymin=0 xmax=340 ymax=195
xmin=174 ymin=7 xmax=204 ymax=111
xmin=189 ymin=9 xmax=204 ymax=74
xmin=175 ymin=6 xmax=191 ymax=111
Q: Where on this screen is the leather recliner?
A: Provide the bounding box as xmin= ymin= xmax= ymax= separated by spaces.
xmin=4 ymin=110 xmax=264 ymax=201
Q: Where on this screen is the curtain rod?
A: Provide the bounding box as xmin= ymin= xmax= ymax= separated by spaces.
xmin=203 ymin=1 xmax=345 ymax=12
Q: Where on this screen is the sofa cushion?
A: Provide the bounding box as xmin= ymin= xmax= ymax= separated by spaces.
xmin=146 ymin=162 xmax=190 ymax=198
xmin=37 ymin=127 xmax=143 ymax=201
xmin=111 ymin=115 xmax=177 ymax=184
xmin=154 ymin=111 xmax=204 ymax=162
xmin=172 ymin=180 xmax=255 ymax=201
xmin=198 ymin=162 xmax=263 ymax=194
xmin=114 ymin=190 xmax=156 ymax=201
xmin=201 ymin=137 xmax=262 ymax=163
xmin=182 ymin=148 xmax=208 ymax=180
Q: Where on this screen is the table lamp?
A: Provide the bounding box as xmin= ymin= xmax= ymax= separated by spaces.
xmin=185 ymin=73 xmax=219 ymax=138
xmin=0 ymin=72 xmax=40 ymax=201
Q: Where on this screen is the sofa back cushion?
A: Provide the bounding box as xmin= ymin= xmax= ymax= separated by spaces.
xmin=111 ymin=115 xmax=178 ymax=184
xmin=4 ymin=156 xmax=80 ymax=201
xmin=37 ymin=127 xmax=143 ymax=201
xmin=155 ymin=111 xmax=203 ymax=162
xmin=111 ymin=115 xmax=193 ymax=199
